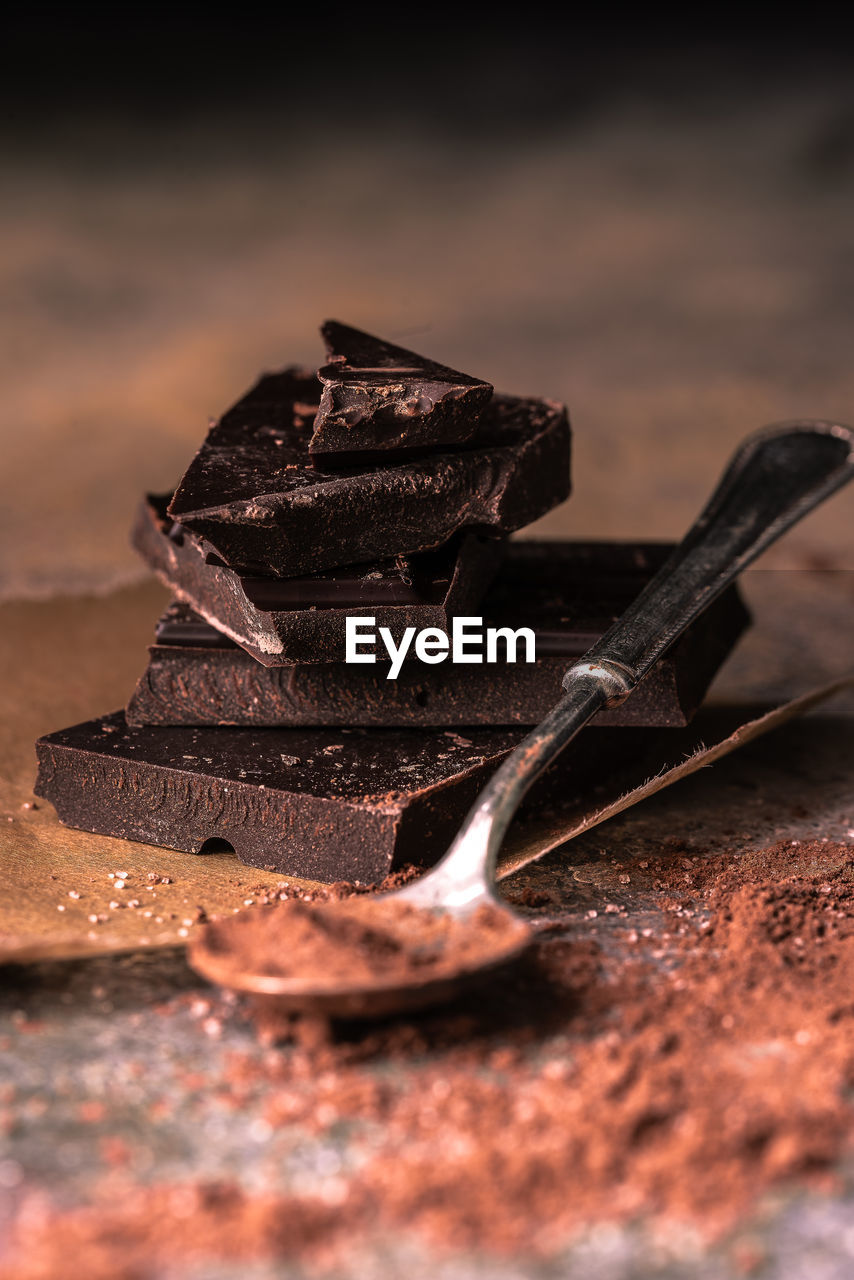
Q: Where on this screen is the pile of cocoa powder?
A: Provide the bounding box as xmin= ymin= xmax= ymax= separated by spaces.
xmin=194 ymin=893 xmax=526 ymax=987
xmin=4 ymin=838 xmax=854 ymax=1279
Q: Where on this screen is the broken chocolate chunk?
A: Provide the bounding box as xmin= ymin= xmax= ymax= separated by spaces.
xmin=132 ymin=495 xmax=504 ymax=665
xmin=167 ymin=370 xmax=570 ymax=577
xmin=310 ymin=320 xmax=493 ymax=460
xmin=125 ymin=542 xmax=750 ymax=729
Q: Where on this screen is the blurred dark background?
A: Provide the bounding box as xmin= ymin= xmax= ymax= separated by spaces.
xmin=3 ymin=14 xmax=854 ymax=597
xmin=5 ymin=14 xmax=854 ymax=133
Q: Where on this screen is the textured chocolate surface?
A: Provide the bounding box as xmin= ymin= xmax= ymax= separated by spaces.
xmin=310 ymin=320 xmax=493 ymax=459
xmin=167 ymin=370 xmax=570 ymax=576
xmin=36 ymin=715 xmax=605 ymax=883
xmin=132 ymin=495 xmax=503 ymax=665
xmin=126 ymin=542 xmax=750 ymax=729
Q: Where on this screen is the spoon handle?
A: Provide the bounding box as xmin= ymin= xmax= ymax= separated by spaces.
xmin=421 ymin=421 xmax=854 ymax=906
xmin=574 ymin=421 xmax=854 ymax=695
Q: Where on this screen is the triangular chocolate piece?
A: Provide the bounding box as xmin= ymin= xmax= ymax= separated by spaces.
xmin=310 ymin=320 xmax=493 ymax=459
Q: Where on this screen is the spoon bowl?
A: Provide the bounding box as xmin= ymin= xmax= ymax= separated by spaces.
xmin=190 ymin=895 xmax=532 ymax=1019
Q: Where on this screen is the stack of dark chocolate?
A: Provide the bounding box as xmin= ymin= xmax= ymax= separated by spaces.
xmin=35 ymin=323 xmax=749 ymax=882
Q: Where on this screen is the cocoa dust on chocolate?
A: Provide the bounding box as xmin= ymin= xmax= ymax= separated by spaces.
xmin=195 ymin=894 xmax=524 ymax=987
xmin=4 ymin=838 xmax=854 ymax=1279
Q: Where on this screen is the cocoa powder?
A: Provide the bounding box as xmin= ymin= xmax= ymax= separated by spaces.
xmin=194 ymin=894 xmax=525 ymax=986
xmin=3 ymin=838 xmax=854 ymax=1278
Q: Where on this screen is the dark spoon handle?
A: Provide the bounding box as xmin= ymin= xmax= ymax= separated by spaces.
xmin=571 ymin=421 xmax=854 ymax=700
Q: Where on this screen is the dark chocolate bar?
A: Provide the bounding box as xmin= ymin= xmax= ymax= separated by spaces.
xmin=167 ymin=370 xmax=570 ymax=577
xmin=132 ymin=495 xmax=504 ymax=666
xmin=125 ymin=542 xmax=750 ymax=729
xmin=310 ymin=320 xmax=493 ymax=460
xmin=34 ymin=716 xmax=519 ymax=882
xmin=35 ymin=714 xmax=648 ymax=883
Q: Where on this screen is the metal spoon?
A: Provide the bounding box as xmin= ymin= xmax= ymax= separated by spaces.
xmin=190 ymin=421 xmax=854 ymax=1018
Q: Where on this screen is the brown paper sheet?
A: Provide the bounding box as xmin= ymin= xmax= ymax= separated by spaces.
xmin=2 ymin=581 xmax=851 ymax=965
xmin=3 ymin=674 xmax=851 ymax=965
xmin=496 ymin=675 xmax=854 ymax=879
